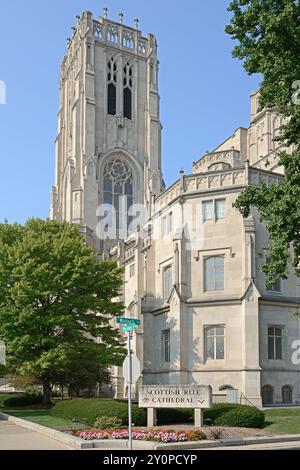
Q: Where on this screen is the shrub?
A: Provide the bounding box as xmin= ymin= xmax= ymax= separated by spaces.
xmin=203 ymin=403 xmax=238 ymax=424
xmin=24 ymin=385 xmax=42 ymax=398
xmin=94 ymin=416 xmax=123 ymax=430
xmin=51 ymin=398 xmax=147 ymax=426
xmin=3 ymin=395 xmax=43 ymax=407
xmin=186 ymin=430 xmax=207 ymax=441
xmin=205 ymin=427 xmax=224 ymax=440
xmin=51 ymin=388 xmax=62 ymax=398
xmin=215 ymin=405 xmax=265 ymax=428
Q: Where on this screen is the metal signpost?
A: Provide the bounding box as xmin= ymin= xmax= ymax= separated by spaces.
xmin=117 ymin=317 xmax=141 ymax=450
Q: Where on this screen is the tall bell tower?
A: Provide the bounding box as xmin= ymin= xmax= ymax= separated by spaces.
xmin=50 ymin=9 xmax=164 ymax=249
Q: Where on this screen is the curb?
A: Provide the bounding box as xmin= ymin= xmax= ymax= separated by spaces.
xmin=2 ymin=412 xmax=300 ymax=450
xmin=0 ymin=412 xmax=91 ymax=449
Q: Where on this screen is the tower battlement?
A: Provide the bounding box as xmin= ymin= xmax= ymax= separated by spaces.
xmin=61 ymin=10 xmax=156 ymax=76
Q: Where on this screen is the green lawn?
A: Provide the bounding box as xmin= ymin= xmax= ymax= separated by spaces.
xmin=0 ymin=395 xmax=86 ymax=431
xmin=263 ymin=408 xmax=300 ymax=434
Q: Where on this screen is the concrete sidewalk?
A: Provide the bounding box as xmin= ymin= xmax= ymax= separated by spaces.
xmin=208 ymin=440 xmax=300 ymax=450
xmin=0 ymin=419 xmax=72 ymax=450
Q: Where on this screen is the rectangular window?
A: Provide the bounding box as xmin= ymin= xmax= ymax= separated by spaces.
xmin=204 ymin=256 xmax=224 ymax=291
xmin=162 ymin=329 xmax=170 ymax=362
xmin=163 ymin=265 xmax=172 ymax=300
xmin=205 ymin=326 xmax=225 ymax=360
xmin=161 ymin=212 xmax=172 ymax=238
xmin=268 ymin=326 xmax=283 ymax=360
xmin=203 ymin=200 xmax=214 ymax=221
xmin=203 ymin=199 xmax=226 ymax=222
xmin=129 ymin=264 xmax=135 ymax=278
xmin=216 ymin=199 xmax=226 ymax=220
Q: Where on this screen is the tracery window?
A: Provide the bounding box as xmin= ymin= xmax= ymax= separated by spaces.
xmin=123 ymin=61 xmax=133 ymax=119
xmin=122 ymin=30 xmax=134 ymax=49
xmin=107 ymin=56 xmax=117 ymax=115
xmin=94 ymin=25 xmax=103 ymax=39
xmin=107 ymin=25 xmax=119 ymax=44
xmin=103 ymin=159 xmax=133 ymax=234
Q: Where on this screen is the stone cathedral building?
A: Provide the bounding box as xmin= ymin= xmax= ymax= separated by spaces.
xmin=51 ymin=10 xmax=300 ymax=407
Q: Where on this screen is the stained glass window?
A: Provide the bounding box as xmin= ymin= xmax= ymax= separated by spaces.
xmin=103 ymin=159 xmax=133 ymax=234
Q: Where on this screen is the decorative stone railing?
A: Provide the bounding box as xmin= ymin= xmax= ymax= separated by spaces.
xmin=93 ymin=19 xmax=148 ymax=56
xmin=192 ymin=149 xmax=242 ymax=173
xmin=249 ymin=168 xmax=283 ymax=186
xmin=154 ymin=181 xmax=181 ymax=212
xmin=153 ymin=166 xmax=283 ymax=214
xmin=185 ymin=169 xmax=246 ymax=192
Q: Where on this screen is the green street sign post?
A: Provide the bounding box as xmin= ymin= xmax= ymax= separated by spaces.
xmin=117 ymin=317 xmax=140 ymax=326
xmin=116 ymin=317 xmax=141 ymax=450
xmin=122 ymin=324 xmax=136 ymax=332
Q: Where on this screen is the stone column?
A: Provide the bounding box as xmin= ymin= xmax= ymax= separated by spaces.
xmin=147 ymin=408 xmax=157 ymax=427
xmin=194 ymin=408 xmax=203 ymax=428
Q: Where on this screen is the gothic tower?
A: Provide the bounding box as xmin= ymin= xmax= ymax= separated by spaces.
xmin=50 ymin=9 xmax=164 ymax=249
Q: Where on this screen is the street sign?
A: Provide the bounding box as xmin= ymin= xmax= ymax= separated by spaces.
xmin=117 ymin=317 xmax=140 ymax=326
xmin=122 ymin=324 xmax=136 ymax=332
xmin=123 ymin=354 xmax=141 ymax=384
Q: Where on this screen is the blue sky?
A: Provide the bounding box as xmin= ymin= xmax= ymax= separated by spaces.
xmin=0 ymin=0 xmax=260 ymax=224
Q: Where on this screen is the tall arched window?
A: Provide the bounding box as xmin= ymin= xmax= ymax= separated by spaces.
xmin=123 ymin=61 xmax=133 ymax=119
xmin=107 ymin=57 xmax=117 ymax=115
xmin=103 ymin=158 xmax=133 ymax=234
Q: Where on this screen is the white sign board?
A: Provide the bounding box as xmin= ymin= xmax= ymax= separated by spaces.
xmin=122 ymin=354 xmax=141 ymax=384
xmin=139 ymin=385 xmax=212 ymax=409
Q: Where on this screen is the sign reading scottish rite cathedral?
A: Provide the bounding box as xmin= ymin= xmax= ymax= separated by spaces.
xmin=139 ymin=385 xmax=212 ymax=427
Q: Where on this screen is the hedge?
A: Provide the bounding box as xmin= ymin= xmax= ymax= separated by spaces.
xmin=50 ymin=399 xmax=264 ymax=429
xmin=203 ymin=403 xmax=239 ymax=424
xmin=215 ymin=405 xmax=265 ymax=428
xmin=51 ymin=399 xmax=147 ymax=426
xmin=3 ymin=395 xmax=43 ymax=407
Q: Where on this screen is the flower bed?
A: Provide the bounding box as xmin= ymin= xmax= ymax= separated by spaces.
xmin=75 ymin=429 xmax=206 ymax=443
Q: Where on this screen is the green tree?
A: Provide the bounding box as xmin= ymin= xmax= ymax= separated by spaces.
xmin=226 ymin=0 xmax=300 ymax=286
xmin=0 ymin=219 xmax=126 ymax=406
xmin=52 ymin=350 xmax=112 ymax=398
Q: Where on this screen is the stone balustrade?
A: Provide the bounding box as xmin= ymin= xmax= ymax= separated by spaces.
xmin=192 ymin=149 xmax=243 ymax=173
xmin=154 ymin=166 xmax=283 ymax=214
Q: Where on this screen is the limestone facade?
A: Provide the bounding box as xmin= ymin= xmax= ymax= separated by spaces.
xmin=51 ymin=11 xmax=300 ymax=407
